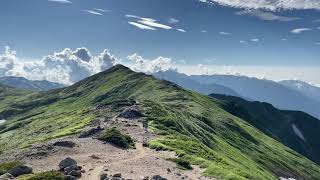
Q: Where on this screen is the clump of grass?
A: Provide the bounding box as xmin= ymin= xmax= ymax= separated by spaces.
xmin=0 ymin=161 xmax=24 ymax=175
xmin=169 ymin=158 xmax=193 ymax=170
xmin=20 ymin=171 xmax=65 ymax=180
xmin=98 ymin=127 xmax=134 ymax=149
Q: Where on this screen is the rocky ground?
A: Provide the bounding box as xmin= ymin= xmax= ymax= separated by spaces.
xmin=0 ymin=106 xmax=215 ymax=180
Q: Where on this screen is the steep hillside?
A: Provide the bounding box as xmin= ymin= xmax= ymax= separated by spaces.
xmin=0 ymin=76 xmax=64 ymax=91
xmin=190 ymin=74 xmax=320 ymax=118
xmin=210 ymin=94 xmax=320 ymax=165
xmin=0 ymin=65 xmax=320 ymax=179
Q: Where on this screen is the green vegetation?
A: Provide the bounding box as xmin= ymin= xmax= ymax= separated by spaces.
xmin=1 ymin=65 xmax=320 ymax=179
xmin=18 ymin=171 xmax=65 ymax=180
xmin=210 ymin=94 xmax=320 ymax=164
xmin=98 ymin=127 xmax=134 ymax=149
xmin=0 ymin=161 xmax=24 ymax=175
xmin=168 ymin=158 xmax=192 ymax=170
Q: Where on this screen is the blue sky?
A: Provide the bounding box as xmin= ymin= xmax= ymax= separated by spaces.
xmin=0 ymin=0 xmax=320 ymax=84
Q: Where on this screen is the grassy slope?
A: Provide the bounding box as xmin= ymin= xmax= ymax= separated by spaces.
xmin=210 ymin=94 xmax=320 ymax=165
xmin=0 ymin=65 xmax=319 ymax=179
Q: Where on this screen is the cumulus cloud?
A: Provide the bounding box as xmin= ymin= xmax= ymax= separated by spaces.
xmin=127 ymin=53 xmax=177 ymax=74
xmin=235 ymin=10 xmax=300 ymax=21
xmin=48 ymin=0 xmax=72 ymax=4
xmin=0 ymin=47 xmax=117 ymax=85
xmin=200 ymin=0 xmax=320 ymax=11
xmin=291 ymin=28 xmax=312 ymax=34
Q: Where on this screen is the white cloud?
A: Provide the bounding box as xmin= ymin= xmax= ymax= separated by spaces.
xmin=176 ymin=28 xmax=186 ymax=32
xmin=240 ymin=40 xmax=246 ymax=43
xmin=126 ymin=15 xmax=173 ymax=30
xmin=201 ymin=30 xmax=208 ymax=33
xmin=235 ymin=10 xmax=300 ymax=21
xmin=84 ymin=10 xmax=104 ymax=16
xmin=0 ymin=47 xmax=116 ymax=85
xmin=312 ymin=19 xmax=320 ymax=22
xmin=315 ymin=42 xmax=320 ymax=45
xmin=48 ymin=0 xmax=72 ymax=4
xmin=291 ymin=28 xmax=312 ymax=34
xmin=126 ymin=53 xmax=177 ymax=73
xmin=128 ymin=22 xmax=156 ymax=30
xmin=219 ymin=31 xmax=231 ymax=35
xmin=168 ymin=18 xmax=180 ymax=24
xmin=200 ymin=0 xmax=320 ymax=11
xmin=94 ymin=8 xmax=110 ymax=13
xmin=251 ymin=38 xmax=260 ymax=42
xmin=317 ymin=27 xmax=320 ymax=29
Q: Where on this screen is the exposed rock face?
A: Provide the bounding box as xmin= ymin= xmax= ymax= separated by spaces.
xmin=53 ymin=141 xmax=76 ymax=148
xmin=0 ymin=173 xmax=14 ymax=180
xmin=9 ymin=165 xmax=33 ymax=177
xmin=59 ymin=157 xmax=77 ymax=170
xmin=118 ymin=108 xmax=143 ymax=119
xmin=79 ymin=126 xmax=104 ymax=138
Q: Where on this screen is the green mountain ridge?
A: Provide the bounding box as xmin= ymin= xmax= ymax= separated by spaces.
xmin=0 ymin=65 xmax=320 ymax=179
xmin=210 ymin=94 xmax=320 ymax=165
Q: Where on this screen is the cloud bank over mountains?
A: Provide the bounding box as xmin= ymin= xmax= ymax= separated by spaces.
xmin=0 ymin=47 xmax=116 ymax=85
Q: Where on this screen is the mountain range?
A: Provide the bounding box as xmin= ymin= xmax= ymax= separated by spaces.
xmin=0 ymin=76 xmax=64 ymax=91
xmin=152 ymin=70 xmax=320 ymax=119
xmin=0 ymin=65 xmax=320 ymax=179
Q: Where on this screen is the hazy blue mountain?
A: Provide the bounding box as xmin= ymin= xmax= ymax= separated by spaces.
xmin=190 ymin=75 xmax=320 ymax=119
xmin=280 ymin=80 xmax=320 ymax=103
xmin=0 ymin=76 xmax=64 ymax=91
xmin=153 ymin=70 xmax=240 ymax=97
xmin=211 ymin=93 xmax=320 ymax=164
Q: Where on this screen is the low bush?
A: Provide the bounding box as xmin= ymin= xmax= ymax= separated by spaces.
xmin=98 ymin=127 xmax=134 ymax=149
xmin=22 ymin=171 xmax=65 ymax=180
xmin=169 ymin=158 xmax=193 ymax=170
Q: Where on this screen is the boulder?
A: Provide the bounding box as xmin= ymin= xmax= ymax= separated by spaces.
xmin=118 ymin=108 xmax=143 ymax=119
xmin=64 ymin=165 xmax=80 ymax=174
xmin=9 ymin=165 xmax=33 ymax=177
xmin=151 ymin=175 xmax=167 ymax=180
xmin=0 ymin=173 xmax=14 ymax=180
xmin=112 ymin=173 xmax=121 ymax=178
xmin=79 ymin=127 xmax=104 ymax=138
xmin=65 ymin=175 xmax=77 ymax=180
xmin=59 ymin=157 xmax=77 ymax=170
xmin=53 ymin=141 xmax=76 ymax=148
xmin=68 ymin=170 xmax=81 ymax=177
xmin=100 ymin=173 xmax=109 ymax=180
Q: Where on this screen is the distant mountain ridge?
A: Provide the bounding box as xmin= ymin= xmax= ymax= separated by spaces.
xmin=153 ymin=70 xmax=240 ymax=97
xmin=280 ymin=80 xmax=320 ymax=103
xmin=0 ymin=76 xmax=64 ymax=91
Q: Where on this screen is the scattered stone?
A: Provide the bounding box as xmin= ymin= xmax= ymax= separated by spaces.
xmin=166 ymin=168 xmax=171 ymax=173
xmin=175 ymin=173 xmax=182 ymax=176
xmin=53 ymin=141 xmax=76 ymax=148
xmin=151 ymin=175 xmax=167 ymax=180
xmin=112 ymin=173 xmax=122 ymax=178
xmin=79 ymin=126 xmax=104 ymax=138
xmin=0 ymin=173 xmax=14 ymax=180
xmin=65 ymin=175 xmax=77 ymax=180
xmin=9 ymin=165 xmax=33 ymax=177
xmin=100 ymin=173 xmax=109 ymax=180
xmin=89 ymin=154 xmax=101 ymax=159
xmin=59 ymin=157 xmax=77 ymax=170
xmin=142 ymin=176 xmax=149 ymax=180
xmin=118 ymin=108 xmax=143 ymax=119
